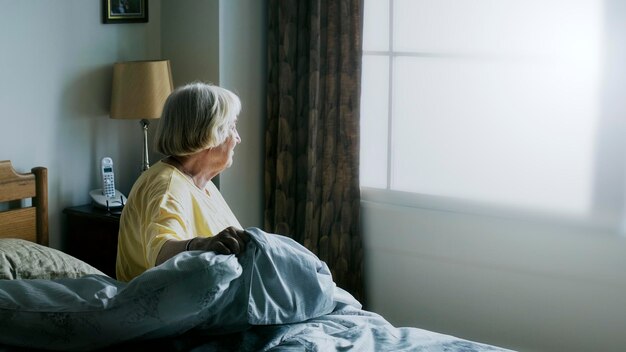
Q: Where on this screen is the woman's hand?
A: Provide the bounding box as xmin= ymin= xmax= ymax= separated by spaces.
xmin=156 ymin=228 xmax=250 ymax=266
xmin=189 ymin=226 xmax=250 ymax=255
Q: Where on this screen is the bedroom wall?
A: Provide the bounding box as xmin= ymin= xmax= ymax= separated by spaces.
xmin=0 ymin=0 xmax=163 ymax=249
xmin=363 ymin=202 xmax=626 ymax=352
xmin=160 ymin=1 xmax=219 ymax=87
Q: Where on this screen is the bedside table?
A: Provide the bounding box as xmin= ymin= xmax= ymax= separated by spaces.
xmin=63 ymin=204 xmax=122 ymax=278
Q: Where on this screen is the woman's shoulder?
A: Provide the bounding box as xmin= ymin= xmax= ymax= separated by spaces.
xmin=137 ymin=161 xmax=175 ymax=185
xmin=130 ymin=162 xmax=183 ymax=198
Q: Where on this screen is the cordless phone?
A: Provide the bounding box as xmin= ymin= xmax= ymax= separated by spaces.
xmin=101 ymin=157 xmax=116 ymax=198
xmin=89 ymin=157 xmax=127 ymax=210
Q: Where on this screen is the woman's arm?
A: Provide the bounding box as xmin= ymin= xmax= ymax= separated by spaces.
xmin=155 ymin=239 xmax=189 ymax=266
xmin=155 ymin=226 xmax=250 ymax=266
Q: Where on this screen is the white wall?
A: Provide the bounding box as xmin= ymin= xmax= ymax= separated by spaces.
xmin=0 ymin=0 xmax=162 ymax=249
xmin=363 ymin=201 xmax=626 ymax=352
xmin=161 ymin=0 xmax=219 ymax=86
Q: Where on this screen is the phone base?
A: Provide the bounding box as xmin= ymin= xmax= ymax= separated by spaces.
xmin=89 ymin=189 xmax=127 ymax=210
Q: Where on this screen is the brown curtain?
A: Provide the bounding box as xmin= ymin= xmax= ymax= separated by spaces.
xmin=265 ymin=0 xmax=364 ymax=302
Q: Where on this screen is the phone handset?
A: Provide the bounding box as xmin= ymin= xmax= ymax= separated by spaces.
xmin=101 ymin=157 xmax=116 ymax=197
xmin=90 ymin=157 xmax=127 ymax=210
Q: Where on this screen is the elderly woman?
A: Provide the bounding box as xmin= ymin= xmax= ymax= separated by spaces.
xmin=116 ymin=83 xmax=249 ymax=282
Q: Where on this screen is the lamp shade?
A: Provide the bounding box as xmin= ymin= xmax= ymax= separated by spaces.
xmin=110 ymin=60 xmax=173 ymax=119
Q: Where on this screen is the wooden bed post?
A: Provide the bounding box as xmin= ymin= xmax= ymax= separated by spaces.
xmin=32 ymin=166 xmax=49 ymax=247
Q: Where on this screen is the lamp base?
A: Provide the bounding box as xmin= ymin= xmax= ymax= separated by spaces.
xmin=140 ymin=119 xmax=150 ymax=171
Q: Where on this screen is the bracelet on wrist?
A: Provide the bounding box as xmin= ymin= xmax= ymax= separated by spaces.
xmin=185 ymin=238 xmax=195 ymax=251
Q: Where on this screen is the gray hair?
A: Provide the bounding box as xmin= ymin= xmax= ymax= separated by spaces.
xmin=155 ymin=82 xmax=241 ymax=156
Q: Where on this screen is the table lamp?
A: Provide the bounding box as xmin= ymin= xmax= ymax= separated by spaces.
xmin=110 ymin=60 xmax=173 ymax=171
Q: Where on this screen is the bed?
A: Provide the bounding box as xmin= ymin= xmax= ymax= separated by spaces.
xmin=0 ymin=160 xmax=515 ymax=352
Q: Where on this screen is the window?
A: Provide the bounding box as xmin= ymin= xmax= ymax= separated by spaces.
xmin=360 ymin=0 xmax=606 ymax=221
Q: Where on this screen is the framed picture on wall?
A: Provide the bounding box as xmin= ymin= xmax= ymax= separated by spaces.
xmin=102 ymin=0 xmax=148 ymax=24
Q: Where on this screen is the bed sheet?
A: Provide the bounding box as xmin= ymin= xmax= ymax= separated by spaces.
xmin=117 ymin=302 xmax=513 ymax=352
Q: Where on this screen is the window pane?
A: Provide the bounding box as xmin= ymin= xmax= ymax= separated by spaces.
xmin=391 ymin=56 xmax=599 ymax=215
xmin=361 ymin=0 xmax=604 ymax=217
xmin=360 ymin=55 xmax=389 ymax=188
xmin=363 ymin=0 xmax=389 ymax=52
xmin=393 ymin=0 xmax=602 ymax=57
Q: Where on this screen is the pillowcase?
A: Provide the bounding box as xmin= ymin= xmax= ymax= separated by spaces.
xmin=0 ymin=238 xmax=106 ymax=280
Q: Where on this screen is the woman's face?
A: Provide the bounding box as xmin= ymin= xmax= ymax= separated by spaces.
xmin=213 ymin=119 xmax=241 ymax=170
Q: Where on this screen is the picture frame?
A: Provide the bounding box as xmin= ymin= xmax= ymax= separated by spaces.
xmin=102 ymin=0 xmax=148 ymax=24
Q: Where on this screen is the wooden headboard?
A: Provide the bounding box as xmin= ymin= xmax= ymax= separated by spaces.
xmin=0 ymin=160 xmax=48 ymax=246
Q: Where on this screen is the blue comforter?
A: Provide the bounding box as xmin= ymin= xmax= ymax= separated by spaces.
xmin=0 ymin=228 xmax=513 ymax=351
